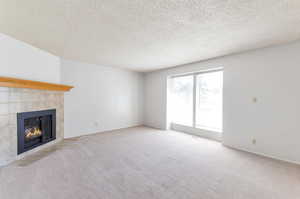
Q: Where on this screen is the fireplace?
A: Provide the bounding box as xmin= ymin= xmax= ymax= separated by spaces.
xmin=17 ymin=109 xmax=56 ymax=155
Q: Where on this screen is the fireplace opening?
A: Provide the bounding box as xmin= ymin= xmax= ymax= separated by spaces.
xmin=25 ymin=126 xmax=42 ymax=141
xmin=25 ymin=118 xmax=43 ymax=141
xmin=17 ymin=109 xmax=56 ymax=154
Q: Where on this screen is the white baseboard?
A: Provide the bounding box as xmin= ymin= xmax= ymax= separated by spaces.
xmin=170 ymin=123 xmax=300 ymax=166
xmin=223 ymin=143 xmax=300 ymax=166
xmin=171 ymin=123 xmax=222 ymax=142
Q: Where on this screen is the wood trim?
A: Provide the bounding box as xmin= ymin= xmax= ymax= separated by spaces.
xmin=0 ymin=77 xmax=73 ymax=91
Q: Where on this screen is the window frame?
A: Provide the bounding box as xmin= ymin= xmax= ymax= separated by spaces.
xmin=170 ymin=68 xmax=223 ymax=133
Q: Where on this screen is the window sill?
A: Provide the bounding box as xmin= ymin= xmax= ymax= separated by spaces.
xmin=170 ymin=123 xmax=222 ymax=142
xmin=195 ymin=125 xmax=222 ymax=134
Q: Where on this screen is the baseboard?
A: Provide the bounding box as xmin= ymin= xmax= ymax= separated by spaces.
xmin=64 ymin=125 xmax=144 ymax=139
xmin=223 ymin=143 xmax=300 ymax=166
xmin=142 ymin=124 xmax=166 ymax=131
xmin=171 ymin=123 xmax=222 ymax=142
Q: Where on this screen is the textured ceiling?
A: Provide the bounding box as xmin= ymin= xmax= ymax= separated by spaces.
xmin=1 ymin=0 xmax=300 ymax=72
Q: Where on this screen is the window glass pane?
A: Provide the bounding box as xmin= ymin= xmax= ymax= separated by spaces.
xmin=196 ymin=71 xmax=223 ymax=132
xmin=170 ymin=75 xmax=193 ymax=126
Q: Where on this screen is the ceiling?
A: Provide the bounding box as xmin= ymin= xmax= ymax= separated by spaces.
xmin=1 ymin=0 xmax=300 ymax=72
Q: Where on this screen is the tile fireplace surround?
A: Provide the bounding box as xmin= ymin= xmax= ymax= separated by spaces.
xmin=0 ymin=87 xmax=64 ymax=166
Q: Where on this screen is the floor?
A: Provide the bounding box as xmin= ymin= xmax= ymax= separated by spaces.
xmin=0 ymin=126 xmax=300 ymax=199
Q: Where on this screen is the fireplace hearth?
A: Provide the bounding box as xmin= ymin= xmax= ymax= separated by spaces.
xmin=17 ymin=109 xmax=56 ymax=155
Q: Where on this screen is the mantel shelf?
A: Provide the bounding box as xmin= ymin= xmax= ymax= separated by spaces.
xmin=0 ymin=77 xmax=73 ymax=92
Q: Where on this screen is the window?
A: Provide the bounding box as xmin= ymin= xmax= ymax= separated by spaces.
xmin=169 ymin=70 xmax=223 ymax=132
xmin=196 ymin=71 xmax=223 ymax=132
xmin=169 ymin=75 xmax=193 ymax=126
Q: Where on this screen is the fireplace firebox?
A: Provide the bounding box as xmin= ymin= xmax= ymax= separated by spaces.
xmin=17 ymin=109 xmax=56 ymax=154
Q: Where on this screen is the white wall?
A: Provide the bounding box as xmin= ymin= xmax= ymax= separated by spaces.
xmin=0 ymin=33 xmax=61 ymax=83
xmin=145 ymin=41 xmax=300 ymax=164
xmin=61 ymin=59 xmax=144 ymax=138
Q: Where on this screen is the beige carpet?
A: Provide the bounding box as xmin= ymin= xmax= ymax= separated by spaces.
xmin=0 ymin=126 xmax=300 ymax=199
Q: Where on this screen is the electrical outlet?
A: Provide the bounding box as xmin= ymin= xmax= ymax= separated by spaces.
xmin=252 ymin=97 xmax=257 ymax=103
xmin=252 ymin=139 xmax=256 ymax=145
xmin=94 ymin=122 xmax=99 ymax=127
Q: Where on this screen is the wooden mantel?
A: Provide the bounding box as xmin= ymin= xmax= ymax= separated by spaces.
xmin=0 ymin=77 xmax=73 ymax=91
